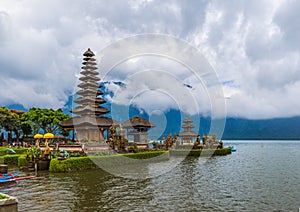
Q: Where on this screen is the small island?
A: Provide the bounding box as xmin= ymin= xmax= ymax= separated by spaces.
xmin=0 ymin=48 xmax=231 ymax=174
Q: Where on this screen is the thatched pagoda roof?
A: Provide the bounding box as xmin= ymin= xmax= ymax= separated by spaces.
xmin=182 ymin=124 xmax=195 ymax=129
xmin=182 ymin=117 xmax=193 ymax=124
xmin=82 ymin=61 xmax=97 ymax=66
xmin=78 ymin=81 xmax=99 ymax=88
xmin=178 ymin=131 xmax=198 ymax=137
xmin=122 ymin=116 xmax=155 ymax=129
xmin=71 ymin=105 xmax=109 ymax=115
xmin=83 ymin=57 xmax=96 ymax=61
xmin=83 ymin=48 xmax=95 ymax=57
xmin=178 ymin=117 xmax=198 ymax=140
xmin=60 ymin=48 xmax=114 ymax=135
xmin=79 ymin=75 xmax=100 ymax=82
xmin=81 ymin=65 xmax=97 ymax=70
xmin=80 ymin=70 xmax=98 ymax=75
xmin=76 ymin=89 xmax=103 ymax=96
xmin=74 ymin=97 xmax=106 ymax=105
xmin=60 ymin=116 xmax=119 ymax=128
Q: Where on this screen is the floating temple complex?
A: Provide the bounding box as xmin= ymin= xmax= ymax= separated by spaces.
xmin=59 ymin=49 xmax=208 ymax=146
xmin=60 ymin=49 xmax=155 ymax=143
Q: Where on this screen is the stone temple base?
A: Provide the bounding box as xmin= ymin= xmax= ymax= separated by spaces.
xmin=82 ymin=143 xmax=114 ymax=154
xmin=0 ymin=193 xmax=18 ymax=212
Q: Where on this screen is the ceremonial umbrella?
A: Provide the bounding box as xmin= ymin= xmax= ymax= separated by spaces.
xmin=43 ymin=133 xmax=54 ymax=139
xmin=34 ymin=134 xmax=44 ymax=139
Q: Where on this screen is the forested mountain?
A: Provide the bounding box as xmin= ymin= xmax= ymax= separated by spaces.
xmin=6 ymin=102 xmax=300 ymax=140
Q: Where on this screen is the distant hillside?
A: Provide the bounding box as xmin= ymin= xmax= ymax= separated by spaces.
xmin=143 ymin=109 xmax=300 ymax=140
xmin=6 ymin=104 xmax=27 ymax=111
xmin=222 ymin=117 xmax=300 ymax=140
xmin=5 ymin=98 xmax=300 ymax=140
xmin=103 ymin=103 xmax=300 ymax=140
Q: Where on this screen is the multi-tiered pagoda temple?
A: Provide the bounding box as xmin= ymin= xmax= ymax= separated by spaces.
xmin=178 ymin=117 xmax=198 ymax=142
xmin=60 ymin=48 xmax=114 ymax=142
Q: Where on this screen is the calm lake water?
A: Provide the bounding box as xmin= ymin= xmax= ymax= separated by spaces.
xmin=1 ymin=141 xmax=299 ymax=211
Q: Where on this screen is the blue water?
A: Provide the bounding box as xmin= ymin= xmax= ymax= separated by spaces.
xmin=1 ymin=140 xmax=299 ymax=211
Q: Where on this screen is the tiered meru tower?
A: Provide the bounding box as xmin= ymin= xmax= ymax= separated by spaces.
xmin=178 ymin=117 xmax=198 ymax=142
xmin=60 ymin=48 xmax=114 ymax=143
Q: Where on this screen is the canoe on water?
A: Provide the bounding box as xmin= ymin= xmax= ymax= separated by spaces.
xmin=14 ymin=175 xmax=36 ymax=181
xmin=0 ymin=173 xmax=19 ymax=179
xmin=0 ymin=173 xmax=36 ymax=184
xmin=0 ymin=178 xmax=16 ymax=183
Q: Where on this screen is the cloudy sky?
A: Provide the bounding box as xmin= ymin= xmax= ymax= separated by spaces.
xmin=0 ymin=0 xmax=300 ymax=120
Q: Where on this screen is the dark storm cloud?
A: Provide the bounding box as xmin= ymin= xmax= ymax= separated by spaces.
xmin=0 ymin=0 xmax=300 ymax=119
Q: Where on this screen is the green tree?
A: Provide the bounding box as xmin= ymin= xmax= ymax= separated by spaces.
xmin=0 ymin=107 xmax=22 ymax=141
xmin=0 ymin=107 xmax=8 ymax=129
xmin=23 ymin=108 xmax=70 ymax=135
xmin=19 ymin=113 xmax=32 ymax=137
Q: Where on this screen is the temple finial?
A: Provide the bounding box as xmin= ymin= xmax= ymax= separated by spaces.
xmin=83 ymin=48 xmax=95 ymax=57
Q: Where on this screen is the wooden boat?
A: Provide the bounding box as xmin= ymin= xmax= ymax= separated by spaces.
xmin=0 ymin=173 xmax=35 ymax=184
xmin=14 ymin=175 xmax=36 ymax=181
xmin=0 ymin=178 xmax=16 ymax=184
xmin=0 ymin=173 xmax=18 ymax=179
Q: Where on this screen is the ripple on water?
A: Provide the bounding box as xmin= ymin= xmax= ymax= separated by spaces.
xmin=2 ymin=141 xmax=300 ymax=211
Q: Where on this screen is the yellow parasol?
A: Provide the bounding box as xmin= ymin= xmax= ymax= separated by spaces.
xmin=34 ymin=134 xmax=43 ymax=139
xmin=43 ymin=133 xmax=54 ymax=139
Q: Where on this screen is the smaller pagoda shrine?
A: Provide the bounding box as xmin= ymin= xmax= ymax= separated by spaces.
xmin=122 ymin=116 xmax=155 ymax=143
xmin=178 ymin=117 xmax=198 ymax=142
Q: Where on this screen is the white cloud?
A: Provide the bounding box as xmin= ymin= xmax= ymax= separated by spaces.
xmin=0 ymin=0 xmax=300 ymax=119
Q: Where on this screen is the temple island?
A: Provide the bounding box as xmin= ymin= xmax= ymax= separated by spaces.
xmin=0 ymin=48 xmax=231 ymax=173
xmin=58 ymin=48 xmax=225 ymax=153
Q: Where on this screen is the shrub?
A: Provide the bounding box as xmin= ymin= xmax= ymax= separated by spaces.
xmin=69 ymin=152 xmax=86 ymax=157
xmin=18 ymin=155 xmax=27 ymax=167
xmin=0 ymin=147 xmax=27 ymax=156
xmin=213 ymin=148 xmax=232 ymax=156
xmin=49 ymin=157 xmax=97 ymax=172
xmin=12 ymin=148 xmax=28 ymax=155
xmin=170 ymin=148 xmax=231 ymax=157
xmin=124 ymin=151 xmax=167 ymax=159
xmin=49 ymin=151 xmax=170 ymax=173
xmin=0 ymin=149 xmax=6 ymax=156
xmin=3 ymin=154 xmax=23 ymax=165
